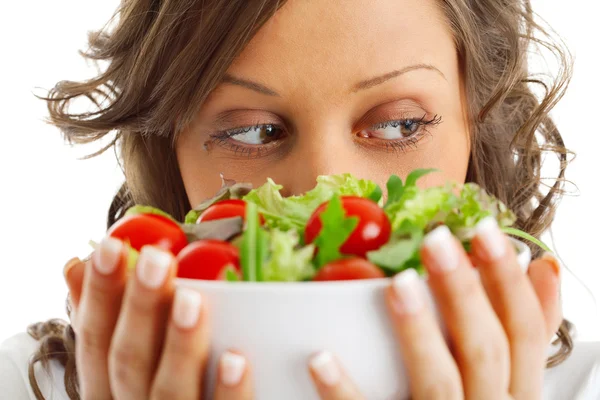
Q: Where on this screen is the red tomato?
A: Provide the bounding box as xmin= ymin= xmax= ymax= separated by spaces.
xmin=108 ymin=213 xmax=188 ymax=255
xmin=305 ymin=196 xmax=391 ymax=257
xmin=313 ymin=258 xmax=385 ymax=281
xmin=197 ymin=199 xmax=265 ymax=224
xmin=176 ymin=240 xmax=241 ymax=280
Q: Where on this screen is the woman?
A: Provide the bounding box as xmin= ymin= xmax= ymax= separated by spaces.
xmin=1 ymin=0 xmax=598 ymax=399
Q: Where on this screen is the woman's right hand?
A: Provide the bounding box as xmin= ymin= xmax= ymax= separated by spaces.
xmin=63 ymin=237 xmax=254 ymax=400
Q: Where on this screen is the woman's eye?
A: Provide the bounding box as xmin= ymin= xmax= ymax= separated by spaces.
xmin=361 ymin=119 xmax=421 ymax=140
xmin=227 ymin=124 xmax=284 ymax=145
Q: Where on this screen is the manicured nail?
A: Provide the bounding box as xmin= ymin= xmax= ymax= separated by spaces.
xmin=136 ymin=246 xmax=172 ymax=289
xmin=391 ymin=269 xmax=424 ymax=314
xmin=422 ymin=225 xmax=459 ymax=272
xmin=92 ymin=237 xmax=123 ymax=275
xmin=310 ymin=351 xmax=340 ymax=387
xmin=63 ymin=257 xmax=81 ymax=279
xmin=474 ymin=217 xmax=506 ymax=261
xmin=220 ymin=351 xmax=246 ymax=387
xmin=172 ymin=288 xmax=202 ymax=329
xmin=541 ymin=252 xmax=561 ymax=278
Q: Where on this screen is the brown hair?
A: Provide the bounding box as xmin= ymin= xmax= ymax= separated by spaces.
xmin=29 ymin=0 xmax=573 ymax=397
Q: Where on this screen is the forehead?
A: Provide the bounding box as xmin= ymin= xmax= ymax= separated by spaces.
xmin=229 ymin=0 xmax=457 ymax=95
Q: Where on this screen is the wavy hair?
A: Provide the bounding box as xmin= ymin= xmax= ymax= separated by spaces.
xmin=30 ymin=0 xmax=573 ymax=397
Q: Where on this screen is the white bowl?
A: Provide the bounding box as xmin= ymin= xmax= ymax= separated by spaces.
xmin=176 ymin=239 xmax=531 ymax=400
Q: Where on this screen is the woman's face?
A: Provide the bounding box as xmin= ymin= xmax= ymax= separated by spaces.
xmin=177 ymin=0 xmax=469 ymax=205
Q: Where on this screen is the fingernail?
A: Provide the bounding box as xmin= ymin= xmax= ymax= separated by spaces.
xmin=63 ymin=257 xmax=81 ymax=279
xmin=422 ymin=225 xmax=459 ymax=272
xmin=474 ymin=217 xmax=506 ymax=261
xmin=220 ymin=351 xmax=246 ymax=387
xmin=172 ymin=288 xmax=202 ymax=329
xmin=391 ymin=269 xmax=424 ymax=314
xmin=541 ymin=252 xmax=561 ymax=278
xmin=92 ymin=237 xmax=123 ymax=275
xmin=310 ymin=351 xmax=340 ymax=387
xmin=136 ymin=246 xmax=172 ymax=289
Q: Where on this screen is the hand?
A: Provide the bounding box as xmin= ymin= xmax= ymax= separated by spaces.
xmin=64 ymin=238 xmax=254 ymax=400
xmin=307 ymin=217 xmax=562 ymax=400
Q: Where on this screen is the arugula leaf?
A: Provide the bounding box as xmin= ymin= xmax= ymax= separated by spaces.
xmin=384 ymin=175 xmax=404 ymax=209
xmin=368 ymin=184 xmax=383 ymax=203
xmin=313 ymin=195 xmax=359 ymax=268
xmin=405 ymin=168 xmax=438 ymax=188
xmin=240 ymin=202 xmax=269 ymax=281
xmin=384 ymin=169 xmax=438 ymax=210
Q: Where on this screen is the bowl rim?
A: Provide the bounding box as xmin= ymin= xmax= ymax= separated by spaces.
xmin=175 ymin=238 xmax=531 ymax=290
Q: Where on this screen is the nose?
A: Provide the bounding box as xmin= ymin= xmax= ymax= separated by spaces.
xmin=276 ymin=130 xmax=356 ymax=196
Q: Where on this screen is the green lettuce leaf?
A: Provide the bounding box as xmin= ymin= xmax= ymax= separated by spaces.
xmin=386 ymin=184 xmax=458 ymax=233
xmin=445 ymin=183 xmax=516 ymax=240
xmin=367 ymin=229 xmax=423 ymax=273
xmin=262 ymin=230 xmax=316 ymax=282
xmin=243 ymin=174 xmax=378 ymax=231
xmin=313 ymin=195 xmax=358 ymax=268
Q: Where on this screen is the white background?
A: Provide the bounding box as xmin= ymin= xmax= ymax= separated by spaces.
xmin=0 ymin=1 xmax=598 ymax=344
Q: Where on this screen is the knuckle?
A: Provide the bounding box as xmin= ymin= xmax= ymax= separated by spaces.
xmin=78 ymin=325 xmax=108 ymax=356
xmin=109 ymin=343 xmax=150 ymax=387
xmin=420 ymin=379 xmax=461 ymax=400
xmin=511 ymin=316 xmax=546 ymax=346
xmin=458 ymin=275 xmax=481 ymax=302
xmin=463 ymin=335 xmax=509 ymax=370
xmin=150 ymin=384 xmax=185 ymax=400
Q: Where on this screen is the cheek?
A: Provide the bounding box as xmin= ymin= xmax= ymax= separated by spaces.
xmin=175 ymin=128 xmax=225 ymax=207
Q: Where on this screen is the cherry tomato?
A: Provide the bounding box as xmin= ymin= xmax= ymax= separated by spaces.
xmin=305 ymin=196 xmax=391 ymax=257
xmin=108 ymin=213 xmax=188 ymax=255
xmin=313 ymin=258 xmax=386 ymax=281
xmin=197 ymin=199 xmax=265 ymax=224
xmin=176 ymin=239 xmax=241 ymax=280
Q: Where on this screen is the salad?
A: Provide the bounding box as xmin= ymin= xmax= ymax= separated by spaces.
xmin=104 ymin=169 xmax=549 ymax=282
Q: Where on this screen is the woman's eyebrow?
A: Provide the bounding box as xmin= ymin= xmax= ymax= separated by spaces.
xmin=222 ymin=74 xmax=280 ymax=96
xmin=352 ymin=64 xmax=447 ymax=92
xmin=221 ymin=63 xmax=446 ymax=97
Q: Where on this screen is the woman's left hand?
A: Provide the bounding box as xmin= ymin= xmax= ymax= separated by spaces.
xmin=308 ymin=217 xmax=562 ymax=400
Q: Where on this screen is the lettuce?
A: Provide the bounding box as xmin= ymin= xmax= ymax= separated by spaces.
xmin=243 ymin=174 xmax=379 ymax=231
xmin=370 ymin=171 xmax=521 ymax=274
xmin=262 ymin=230 xmax=316 ymax=282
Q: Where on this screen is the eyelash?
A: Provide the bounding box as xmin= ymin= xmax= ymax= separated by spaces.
xmin=207 ymin=114 xmax=442 ymax=157
xmin=358 ymin=114 xmax=442 ymax=153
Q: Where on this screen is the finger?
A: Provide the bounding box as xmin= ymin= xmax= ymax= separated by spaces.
xmin=308 ymin=351 xmax=364 ymax=400
xmin=214 ymin=351 xmax=254 ymax=400
xmin=385 ymin=269 xmax=462 ymax=399
xmin=109 ymin=245 xmax=176 ymax=400
xmin=76 ymin=237 xmax=129 ymax=400
xmin=64 ymin=257 xmax=85 ymax=307
xmin=528 ymin=253 xmax=562 ymax=341
xmin=470 ymin=217 xmax=548 ymax=399
xmin=151 ymin=287 xmax=210 ymax=400
xmin=421 ymin=225 xmax=510 ymax=399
